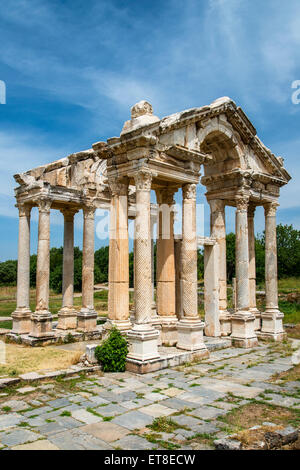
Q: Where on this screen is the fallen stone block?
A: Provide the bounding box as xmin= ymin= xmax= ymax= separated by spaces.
xmin=265 ymin=426 xmax=298 ymax=448
xmin=214 ymin=438 xmax=242 ymax=450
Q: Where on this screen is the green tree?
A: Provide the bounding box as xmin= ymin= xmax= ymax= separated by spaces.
xmin=0 ymin=260 xmax=17 ymax=286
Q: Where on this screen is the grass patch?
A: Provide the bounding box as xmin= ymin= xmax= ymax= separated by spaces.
xmin=60 ymin=410 xmax=71 ymax=417
xmin=0 ymin=343 xmax=82 ymax=376
xmin=270 ymin=363 xmax=300 ymax=383
xmin=218 ymin=402 xmax=300 ymax=432
xmin=147 ymin=416 xmax=181 ymax=433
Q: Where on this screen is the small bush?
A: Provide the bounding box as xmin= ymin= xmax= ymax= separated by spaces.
xmin=94 ymin=328 xmax=128 ymax=372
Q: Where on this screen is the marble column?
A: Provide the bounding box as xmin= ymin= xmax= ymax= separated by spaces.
xmin=12 ymin=203 xmax=32 ymax=334
xmin=209 ymin=199 xmax=231 ymax=335
xmin=77 ymin=205 xmax=97 ymax=332
xmin=248 ymin=204 xmax=261 ymax=330
xmin=204 ymin=242 xmax=220 ymax=337
xmin=231 ymin=196 xmax=257 ymax=348
xmin=107 ymin=178 xmax=131 ymax=331
xmin=127 ymin=169 xmax=160 ymax=362
xmin=155 ymin=188 xmax=178 ymax=345
xmin=57 ymin=208 xmax=78 ymax=330
xmin=31 ymin=199 xmax=54 ymax=338
xmin=258 ymin=202 xmax=285 ymax=341
xmin=177 ymin=184 xmax=208 ymax=354
xmin=174 ymin=237 xmax=183 ymax=319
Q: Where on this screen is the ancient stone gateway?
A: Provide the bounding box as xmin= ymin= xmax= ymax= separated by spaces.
xmin=10 ymin=97 xmax=291 ymax=372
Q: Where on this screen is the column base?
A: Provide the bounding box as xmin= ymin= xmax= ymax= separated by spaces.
xmin=176 ymin=318 xmax=208 ymax=353
xmin=30 ymin=311 xmax=54 ymax=338
xmin=250 ymin=307 xmax=261 ymax=331
xmin=151 ymin=314 xmax=162 ymax=346
xmin=157 ymin=315 xmax=178 ymax=346
xmin=11 ymin=308 xmax=32 ymax=335
xmin=219 ymin=310 xmax=232 ymax=336
xmin=103 ymin=318 xmax=132 ymax=332
xmin=259 ymin=309 xmax=285 ymax=341
xmin=77 ymin=308 xmax=97 ymax=332
xmin=57 ymin=307 xmax=78 ymax=330
xmin=127 ymin=324 xmax=160 ymax=362
xmin=231 ymin=311 xmax=258 ymax=348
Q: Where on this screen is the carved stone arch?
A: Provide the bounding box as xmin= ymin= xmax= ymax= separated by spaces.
xmin=197 ymin=119 xmax=245 ymax=177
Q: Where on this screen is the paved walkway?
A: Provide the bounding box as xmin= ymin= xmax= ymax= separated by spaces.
xmin=0 ymin=340 xmax=299 ymax=450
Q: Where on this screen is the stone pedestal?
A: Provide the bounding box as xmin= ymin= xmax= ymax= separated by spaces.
xmin=159 ymin=316 xmax=178 ymax=346
xmin=77 ymin=308 xmax=98 ymax=332
xmin=30 ymin=311 xmax=54 ymax=338
xmin=127 ymin=324 xmax=160 ymax=361
xmin=31 ymin=199 xmax=54 ymax=338
xmin=258 ymin=202 xmax=284 ymax=341
xmin=177 ymin=319 xmax=208 ymax=354
xmin=57 ymin=209 xmax=78 ymax=330
xmin=12 ymin=204 xmax=32 ymax=334
xmin=231 ymin=196 xmax=257 ymax=348
xmin=12 ymin=308 xmax=32 ymax=335
xmin=78 ymin=206 xmax=97 ymax=332
xmin=231 ymin=312 xmax=258 ymax=348
xmin=209 ymin=200 xmax=231 ymax=336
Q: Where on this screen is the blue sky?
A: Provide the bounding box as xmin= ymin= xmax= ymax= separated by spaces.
xmin=0 ymin=0 xmax=299 ymax=260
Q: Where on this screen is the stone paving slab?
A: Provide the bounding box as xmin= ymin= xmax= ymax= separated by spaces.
xmin=0 ymin=428 xmax=42 ymax=447
xmin=113 ymin=434 xmax=157 ymax=450
xmin=81 ymin=421 xmax=130 ymax=442
xmin=138 ymin=403 xmax=174 ymax=418
xmin=11 ymin=439 xmax=60 ymax=450
xmin=112 ymin=410 xmax=154 ymax=430
xmin=48 ymin=428 xmax=114 ymax=450
xmin=72 ymin=409 xmax=103 ymax=424
xmin=0 ymin=413 xmax=23 ymax=430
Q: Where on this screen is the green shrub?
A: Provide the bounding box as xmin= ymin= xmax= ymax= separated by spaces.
xmin=94 ymin=328 xmax=128 ymax=372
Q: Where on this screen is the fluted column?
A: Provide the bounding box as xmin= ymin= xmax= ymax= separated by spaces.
xmin=30 ymin=199 xmax=54 ymax=338
xmin=12 ymin=203 xmax=32 ymax=334
xmin=107 ymin=178 xmax=131 ymax=331
xmin=209 ymin=199 xmax=231 ymax=335
xmin=177 ymin=184 xmax=207 ymax=354
xmin=77 ymin=205 xmax=97 ymax=332
xmin=259 ymin=202 xmax=285 ymax=341
xmin=231 ymin=196 xmax=257 ymax=348
xmin=57 ymin=208 xmax=78 ymax=330
xmin=155 ymin=188 xmax=178 ymax=345
xmin=248 ymin=204 xmax=261 ymax=330
xmin=127 ymin=169 xmax=160 ymax=362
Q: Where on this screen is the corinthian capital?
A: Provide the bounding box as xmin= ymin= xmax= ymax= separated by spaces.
xmin=134 ymin=170 xmax=152 ymax=191
xmin=38 ymin=199 xmax=52 ymax=214
xmin=108 ymin=177 xmax=129 ymax=197
xmin=16 ymin=202 xmax=32 ymax=217
xmin=236 ymin=195 xmax=249 ymax=212
xmin=155 ymin=187 xmax=176 ymax=205
xmin=247 ymin=203 xmax=256 ymax=218
xmin=83 ymin=205 xmax=96 ymax=219
xmin=264 ymin=201 xmax=279 ymax=217
xmin=182 ymin=183 xmax=196 ymax=200
xmin=208 ymin=199 xmax=225 ymax=213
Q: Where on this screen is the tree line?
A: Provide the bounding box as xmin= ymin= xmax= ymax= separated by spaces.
xmin=0 ymin=224 xmax=299 ymax=293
